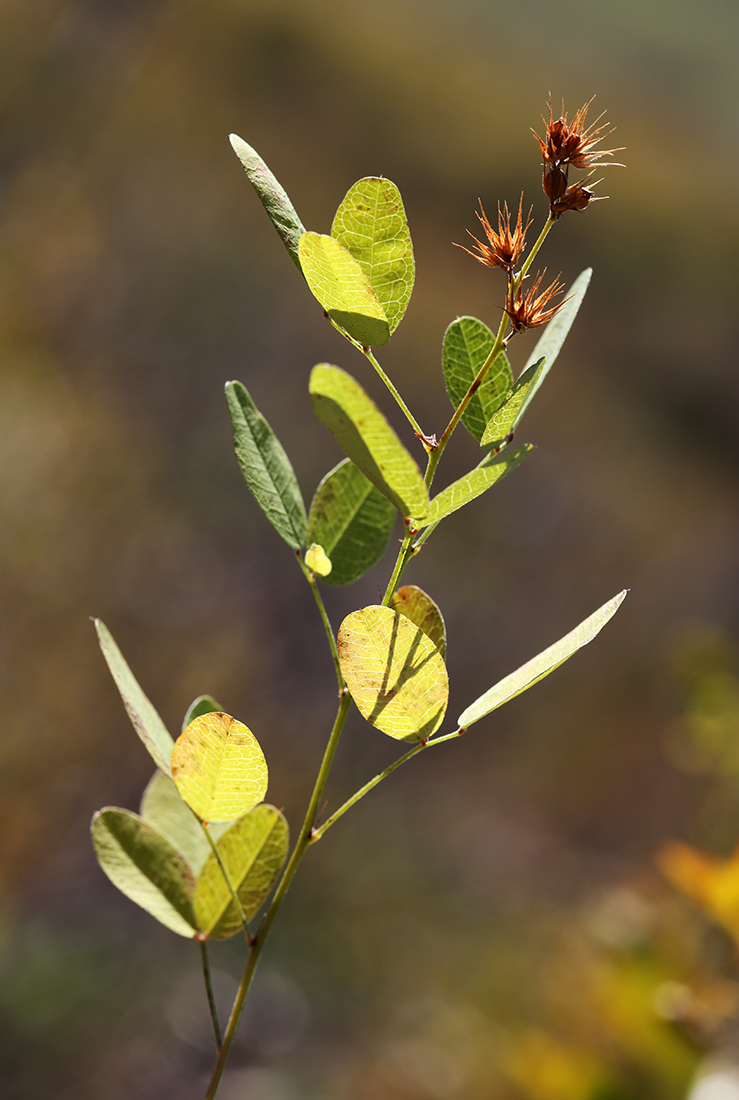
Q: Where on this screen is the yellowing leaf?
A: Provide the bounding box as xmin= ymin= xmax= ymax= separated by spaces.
xmin=298 ymin=232 xmax=390 ymax=347
xmin=390 ymin=585 xmax=447 ymax=659
xmin=305 ymin=543 xmax=332 ymax=576
xmin=171 ymin=712 xmax=268 ymax=823
xmin=338 ymin=605 xmax=448 ymax=741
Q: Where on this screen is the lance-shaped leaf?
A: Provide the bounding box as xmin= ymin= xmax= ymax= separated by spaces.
xmin=225 ymin=381 xmax=307 ymax=550
xmin=338 ymin=605 xmax=448 ymax=741
xmin=420 ymin=444 xmax=532 ymax=528
xmin=298 ymin=232 xmax=390 ymax=347
xmin=390 ymin=585 xmax=447 ymax=660
xmin=229 ymin=134 xmax=306 ymax=273
xmin=94 ymin=619 xmax=175 ymax=777
xmin=480 ymin=358 xmax=546 ymax=447
xmin=458 ymin=590 xmax=627 ymax=729
xmin=194 ymin=805 xmax=289 ymax=940
xmin=331 ymin=177 xmax=414 ymax=334
xmin=515 ymin=268 xmax=592 ymax=426
xmin=307 ymin=458 xmax=396 ymax=586
xmin=140 ymin=771 xmax=228 ymax=876
xmin=171 ymin=712 xmax=268 ymax=823
xmin=442 ymin=317 xmax=513 ymax=442
xmin=182 ymin=694 xmax=223 ymax=733
xmin=91 ymin=807 xmax=197 ymax=937
xmin=310 ymin=364 xmax=428 ymax=519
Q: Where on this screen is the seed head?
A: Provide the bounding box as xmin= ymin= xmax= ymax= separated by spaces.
xmin=533 ymin=96 xmax=622 ymax=172
xmin=550 ymin=171 xmax=605 ymax=215
xmin=504 ymin=270 xmax=567 ymax=333
xmin=456 ymin=195 xmax=533 ymax=273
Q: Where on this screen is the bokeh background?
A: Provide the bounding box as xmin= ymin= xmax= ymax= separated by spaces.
xmin=3 ymin=0 xmax=739 ymax=1097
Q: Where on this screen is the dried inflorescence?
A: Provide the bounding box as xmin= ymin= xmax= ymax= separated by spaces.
xmin=504 ymin=270 xmax=567 ymax=333
xmin=533 ymin=96 xmax=622 ymax=216
xmin=456 ymin=195 xmax=533 ymax=273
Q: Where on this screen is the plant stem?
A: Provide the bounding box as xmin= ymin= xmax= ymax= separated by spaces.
xmin=311 ymin=727 xmax=464 ymax=842
xmin=297 ymin=553 xmax=344 ymax=692
xmin=381 ymin=529 xmax=415 ymax=606
xmin=361 ymin=347 xmax=426 ymax=440
xmin=199 ymin=939 xmax=222 ymax=1050
xmin=201 ymin=822 xmax=252 ymax=945
xmin=517 ymin=213 xmax=556 ymax=286
xmin=204 ymin=691 xmax=352 ymax=1100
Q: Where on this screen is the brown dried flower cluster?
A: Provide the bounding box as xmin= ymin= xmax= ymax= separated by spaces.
xmin=456 ymin=196 xmax=532 ymax=273
xmin=504 ymin=270 xmax=566 ymax=333
xmin=533 ymin=96 xmax=622 ymax=215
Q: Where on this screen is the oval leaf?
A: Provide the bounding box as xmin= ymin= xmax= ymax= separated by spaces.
xmin=338 ymin=605 xmax=448 ymax=741
xmin=307 ymin=458 xmax=396 ymax=586
xmin=390 ymin=585 xmax=447 ymax=659
xmin=140 ymin=771 xmax=228 ymax=876
xmin=305 ymin=543 xmax=332 ymax=576
xmin=298 ymin=232 xmax=390 ymax=347
xmin=229 ymin=135 xmax=306 ymax=273
xmin=310 ymin=364 xmax=428 ymax=520
xmin=171 ymin=712 xmax=268 ymax=823
xmin=225 ymin=380 xmax=307 ymax=550
xmin=458 ymin=590 xmax=627 ymax=729
xmin=91 ymin=807 xmax=197 ymax=937
xmin=421 ymin=444 xmax=532 ymax=528
xmin=182 ymin=694 xmax=223 ymax=733
xmin=94 ymin=619 xmax=175 ymax=777
xmin=442 ymin=317 xmax=513 ymax=442
xmin=480 ymin=358 xmax=546 ymax=446
xmin=331 ymin=177 xmax=414 ymax=334
xmin=194 ymin=805 xmax=289 ymax=940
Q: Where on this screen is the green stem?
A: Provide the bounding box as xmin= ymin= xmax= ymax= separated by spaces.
xmin=297 ymin=553 xmax=344 ymax=692
xmin=204 ymin=691 xmax=352 ymax=1100
xmin=381 ymin=529 xmax=415 ymax=606
xmin=361 ymin=347 xmax=426 ymax=440
xmin=201 ymin=821 xmax=252 ymax=945
xmin=311 ymin=727 xmax=464 ymax=842
xmin=517 ymin=213 xmax=556 ymax=286
xmin=199 ymin=939 xmax=222 ymax=1050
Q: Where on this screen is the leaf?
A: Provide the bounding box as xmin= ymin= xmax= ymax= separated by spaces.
xmin=94 ymin=619 xmax=175 ymax=777
xmin=442 ymin=317 xmax=513 ymax=442
xmin=182 ymin=695 xmax=223 ymax=733
xmin=298 ymin=232 xmax=390 ymax=347
xmin=515 ymin=268 xmax=592 ymax=426
xmin=390 ymin=585 xmax=447 ymax=659
xmin=307 ymin=459 xmax=396 ymax=586
xmin=305 ymin=543 xmax=332 ymax=577
xmin=457 ymin=590 xmax=627 ymax=729
xmin=171 ymin=712 xmax=268 ymax=823
xmin=194 ymin=805 xmax=289 ymax=940
xmin=480 ymin=358 xmax=546 ymax=446
xmin=338 ymin=605 xmax=448 ymax=741
xmin=420 ymin=445 xmax=532 ymax=527
xmin=140 ymin=771 xmax=228 ymax=876
xmin=310 ymin=364 xmax=429 ymax=520
xmin=91 ymin=807 xmax=197 ymax=938
xmin=331 ymin=177 xmax=414 ymax=334
xmin=229 ymin=134 xmax=306 ymax=273
xmin=225 ymin=381 xmax=307 ymax=550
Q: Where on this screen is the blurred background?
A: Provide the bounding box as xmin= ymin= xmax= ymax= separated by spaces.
xmin=2 ymin=0 xmax=739 ymax=1096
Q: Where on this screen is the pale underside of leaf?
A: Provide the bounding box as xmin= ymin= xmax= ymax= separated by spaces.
xmin=94 ymin=619 xmax=175 ymax=777
xmin=458 ymin=590 xmax=627 ymax=729
xmin=225 ymin=381 xmax=307 ymax=550
xmin=298 ymin=232 xmax=390 ymax=348
xmin=229 ymin=134 xmax=306 ymax=273
xmin=91 ymin=807 xmax=197 ymax=938
xmin=171 ymin=712 xmax=268 ymax=823
xmin=421 ymin=444 xmax=532 ymax=527
xmin=307 ymin=458 xmax=396 ymax=586
xmin=390 ymin=585 xmax=447 ymax=659
xmin=338 ymin=605 xmax=448 ymax=741
xmin=194 ymin=805 xmax=289 ymax=939
xmin=140 ymin=770 xmax=228 ymax=876
xmin=442 ymin=317 xmax=513 ymax=442
xmin=309 ymin=364 xmax=429 ymax=520
xmin=331 ymin=177 xmax=414 ymax=334
xmin=480 ymin=358 xmax=545 ymax=446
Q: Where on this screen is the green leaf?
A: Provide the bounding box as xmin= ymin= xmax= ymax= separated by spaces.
xmin=94 ymin=619 xmax=175 ymax=777
xmin=338 ymin=605 xmax=448 ymax=741
xmin=305 ymin=543 xmax=332 ymax=577
xmin=298 ymin=232 xmax=390 ymax=347
xmin=442 ymin=317 xmax=513 ymax=442
xmin=140 ymin=771 xmax=228 ymax=876
xmin=331 ymin=177 xmax=414 ymax=334
xmin=225 ymin=380 xmax=307 ymax=550
xmin=310 ymin=364 xmax=429 ymax=520
xmin=458 ymin=590 xmax=628 ymax=729
xmin=516 ymin=268 xmax=592 ymax=426
xmin=480 ymin=358 xmax=546 ymax=446
xmin=229 ymin=134 xmax=306 ymax=273
xmin=194 ymin=805 xmax=289 ymax=940
xmin=182 ymin=695 xmax=223 ymax=733
xmin=390 ymin=585 xmax=447 ymax=659
xmin=307 ymin=458 xmax=396 ymax=586
xmin=171 ymin=712 xmax=268 ymax=823
xmin=420 ymin=444 xmax=532 ymax=527
xmin=91 ymin=807 xmax=197 ymax=938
